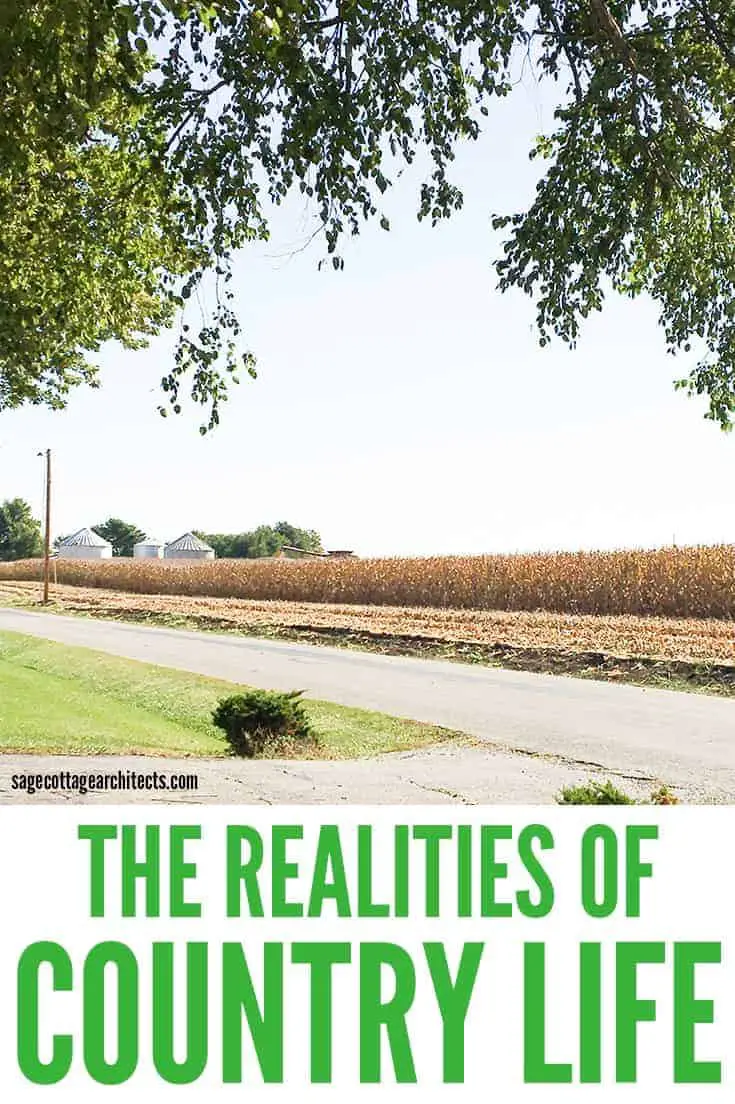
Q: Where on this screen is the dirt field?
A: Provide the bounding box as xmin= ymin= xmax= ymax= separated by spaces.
xmin=2 ymin=579 xmax=734 ymax=665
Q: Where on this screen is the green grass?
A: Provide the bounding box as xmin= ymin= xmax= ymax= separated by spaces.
xmin=0 ymin=630 xmax=468 ymax=759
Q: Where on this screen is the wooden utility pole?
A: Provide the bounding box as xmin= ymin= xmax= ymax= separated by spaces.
xmin=42 ymin=449 xmax=51 ymax=604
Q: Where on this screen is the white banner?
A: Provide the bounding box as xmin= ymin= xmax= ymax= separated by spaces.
xmin=0 ymin=806 xmax=731 ymax=1101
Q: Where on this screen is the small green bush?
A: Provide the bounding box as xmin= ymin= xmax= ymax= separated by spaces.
xmin=212 ymin=689 xmax=316 ymax=757
xmin=556 ymin=780 xmax=636 ymax=805
xmin=557 ymin=779 xmax=681 ymax=805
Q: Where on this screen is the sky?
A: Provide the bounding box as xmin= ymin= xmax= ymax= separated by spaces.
xmin=2 ymin=67 xmax=734 ymax=558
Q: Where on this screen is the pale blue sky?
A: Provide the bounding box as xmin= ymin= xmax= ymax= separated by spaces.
xmin=1 ymin=72 xmax=733 ymax=556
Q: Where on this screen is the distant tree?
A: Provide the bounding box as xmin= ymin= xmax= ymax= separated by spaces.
xmin=273 ymin=522 xmax=323 ymax=554
xmin=196 ymin=522 xmax=323 ymax=559
xmin=0 ymin=498 xmax=43 ymax=560
xmin=194 ymin=531 xmax=239 ymax=558
xmin=228 ymin=532 xmax=255 ymax=558
xmin=247 ymin=525 xmax=284 ymax=559
xmin=93 ymin=518 xmax=146 ymax=557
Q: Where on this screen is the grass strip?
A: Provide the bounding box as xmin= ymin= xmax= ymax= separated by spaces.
xmin=0 ymin=630 xmax=468 ymax=759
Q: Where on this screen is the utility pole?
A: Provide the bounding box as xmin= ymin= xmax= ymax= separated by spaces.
xmin=41 ymin=449 xmax=51 ymax=604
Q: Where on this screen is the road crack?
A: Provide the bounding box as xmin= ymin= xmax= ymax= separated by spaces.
xmin=407 ymin=779 xmax=477 ymax=804
xmin=476 ymin=739 xmax=663 ymax=787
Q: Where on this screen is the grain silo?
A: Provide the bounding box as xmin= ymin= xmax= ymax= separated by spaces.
xmin=57 ymin=528 xmax=113 ymax=560
xmin=164 ymin=532 xmax=215 ymax=560
xmin=133 ymin=535 xmax=165 ymax=559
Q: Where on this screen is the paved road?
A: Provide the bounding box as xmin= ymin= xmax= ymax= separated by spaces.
xmin=1 ymin=607 xmax=733 ymax=804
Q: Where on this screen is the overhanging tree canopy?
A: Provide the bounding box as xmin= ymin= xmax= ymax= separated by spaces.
xmin=2 ymin=2 xmax=735 ymax=428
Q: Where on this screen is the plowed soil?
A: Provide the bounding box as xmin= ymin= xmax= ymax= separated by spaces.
xmin=2 ymin=579 xmax=733 ymax=664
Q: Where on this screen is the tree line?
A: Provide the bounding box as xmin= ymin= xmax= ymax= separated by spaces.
xmin=0 ymin=499 xmax=322 ymax=561
xmin=194 ymin=522 xmax=322 ymax=560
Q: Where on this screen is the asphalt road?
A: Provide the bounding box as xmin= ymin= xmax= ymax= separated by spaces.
xmin=1 ymin=607 xmax=733 ymax=804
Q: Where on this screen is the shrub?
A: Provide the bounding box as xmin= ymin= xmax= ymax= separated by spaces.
xmin=212 ymin=688 xmax=316 ymax=757
xmin=556 ymin=780 xmax=636 ymax=805
xmin=557 ymin=779 xmax=681 ymax=804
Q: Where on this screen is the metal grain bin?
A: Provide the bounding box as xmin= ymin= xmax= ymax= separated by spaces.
xmin=163 ymin=532 xmax=215 ymax=560
xmin=57 ymin=527 xmax=113 ymax=560
xmin=133 ymin=536 xmax=165 ymax=559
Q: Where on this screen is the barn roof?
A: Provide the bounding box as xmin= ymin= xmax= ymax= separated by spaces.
xmin=58 ymin=527 xmax=112 ymax=549
xmin=165 ymin=532 xmax=213 ymax=552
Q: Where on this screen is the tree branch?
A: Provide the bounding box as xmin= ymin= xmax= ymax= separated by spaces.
xmin=163 ymin=80 xmax=228 ymax=154
xmin=540 ymin=1 xmax=584 ymax=103
xmin=304 ymin=16 xmax=341 ymax=31
xmin=588 ymin=0 xmax=683 ymax=190
xmin=698 ymin=2 xmax=735 ymax=70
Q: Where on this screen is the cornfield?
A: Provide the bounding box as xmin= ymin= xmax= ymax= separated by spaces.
xmin=2 ymin=545 xmax=735 ymax=618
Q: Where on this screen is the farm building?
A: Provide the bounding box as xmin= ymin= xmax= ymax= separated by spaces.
xmin=164 ymin=532 xmax=215 ymax=560
xmin=133 ymin=536 xmax=165 ymax=559
xmin=277 ymin=546 xmax=357 ymax=560
xmin=278 ymin=545 xmax=325 ymax=560
xmin=57 ymin=528 xmax=113 ymax=560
